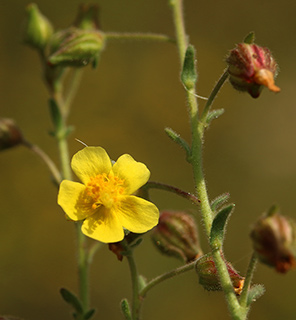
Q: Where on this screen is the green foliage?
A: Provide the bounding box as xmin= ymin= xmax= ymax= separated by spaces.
xmin=181 ymin=45 xmax=197 ymax=90
xmin=246 ymin=284 xmax=265 ymax=306
xmin=243 ymin=32 xmax=255 ymax=44
xmin=121 ymin=299 xmax=132 ymax=320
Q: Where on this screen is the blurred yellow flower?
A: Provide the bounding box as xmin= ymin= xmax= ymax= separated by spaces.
xmin=58 ymin=146 xmax=159 ymax=243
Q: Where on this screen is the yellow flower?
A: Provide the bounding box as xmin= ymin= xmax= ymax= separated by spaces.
xmin=58 ymin=146 xmax=159 ymax=243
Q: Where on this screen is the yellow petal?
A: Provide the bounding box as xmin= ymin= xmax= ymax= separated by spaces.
xmin=111 ymin=154 xmax=150 ymax=194
xmin=81 ymin=208 xmax=124 ymax=243
xmin=117 ymin=195 xmax=159 ymax=233
xmin=71 ymin=146 xmax=112 ymax=184
xmin=58 ymin=180 xmax=95 ymax=220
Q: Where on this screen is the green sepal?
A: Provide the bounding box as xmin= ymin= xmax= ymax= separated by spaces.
xmin=243 ymin=32 xmax=255 ymax=44
xmin=120 ymin=299 xmax=132 ymax=320
xmin=246 ymin=284 xmax=265 ymax=306
xmin=138 ymin=274 xmax=147 ymax=292
xmin=60 ymin=288 xmax=83 ymax=315
xmin=164 ymin=127 xmax=191 ymax=158
xmin=206 ymin=108 xmax=225 ymax=126
xmin=211 ymin=192 xmax=230 ymax=213
xmin=83 ymin=309 xmax=96 ymax=320
xmin=181 ymin=45 xmax=197 ymax=90
xmin=210 ymin=204 xmax=235 ymax=249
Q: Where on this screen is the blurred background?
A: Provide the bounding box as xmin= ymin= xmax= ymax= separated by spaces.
xmin=1 ymin=0 xmax=296 ymax=319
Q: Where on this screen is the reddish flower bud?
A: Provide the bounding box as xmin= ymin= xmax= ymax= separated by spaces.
xmin=226 ymin=42 xmax=280 ymax=98
xmin=0 ymin=119 xmax=24 ymax=151
xmin=250 ymin=207 xmax=296 ymax=273
xmin=151 ymin=211 xmax=202 ymax=263
xmin=195 ymin=253 xmax=245 ymax=295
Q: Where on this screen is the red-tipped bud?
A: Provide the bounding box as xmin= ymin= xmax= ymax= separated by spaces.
xmin=250 ymin=206 xmax=296 ymax=273
xmin=151 ymin=211 xmax=202 ymax=263
xmin=0 ymin=118 xmax=24 ymax=151
xmin=195 ymin=253 xmax=245 ymax=295
xmin=226 ymin=42 xmax=280 ymax=98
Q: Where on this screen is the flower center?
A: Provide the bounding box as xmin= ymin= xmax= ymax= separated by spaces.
xmin=86 ymin=173 xmax=125 ymax=210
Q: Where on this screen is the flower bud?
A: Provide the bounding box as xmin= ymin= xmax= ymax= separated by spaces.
xmin=73 ymin=4 xmax=100 ymax=31
xmin=23 ymin=3 xmax=53 ymax=51
xmin=226 ymin=42 xmax=280 ymax=98
xmin=151 ymin=211 xmax=202 ymax=263
xmin=195 ymin=253 xmax=245 ymax=295
xmin=48 ymin=28 xmax=105 ymax=67
xmin=0 ymin=118 xmax=24 ymax=151
xmin=250 ymin=207 xmax=296 ymax=273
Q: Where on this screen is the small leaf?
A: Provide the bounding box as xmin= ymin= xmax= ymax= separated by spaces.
xmin=164 ymin=127 xmax=191 ymax=158
xmin=210 ymin=204 xmax=235 ymax=249
xmin=84 ymin=309 xmax=96 ymax=320
xmin=206 ymin=108 xmax=225 ymax=125
xmin=60 ymin=288 xmax=83 ymax=314
xmin=247 ymin=284 xmax=265 ymax=306
xmin=243 ymin=32 xmax=255 ymax=44
xmin=181 ymin=45 xmax=197 ymax=90
xmin=120 ymin=299 xmax=132 ymax=320
xmin=211 ymin=193 xmax=230 ymax=213
xmin=48 ymin=98 xmax=63 ymax=132
xmin=130 ymin=238 xmax=143 ymax=249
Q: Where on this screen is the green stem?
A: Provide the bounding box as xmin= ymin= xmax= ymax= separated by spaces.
xmin=121 ymin=241 xmax=141 ymax=320
xmin=143 ymin=181 xmax=200 ymax=205
xmin=105 ymin=32 xmax=175 ymax=43
xmin=170 ymin=1 xmax=246 ymax=319
xmin=139 ymin=260 xmax=196 ymax=298
xmin=239 ymin=252 xmax=258 ymax=309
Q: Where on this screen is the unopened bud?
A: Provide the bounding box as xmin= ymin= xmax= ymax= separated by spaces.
xmin=73 ymin=4 xmax=100 ymax=31
xmin=48 ymin=28 xmax=105 ymax=67
xmin=0 ymin=119 xmax=24 ymax=151
xmin=23 ymin=3 xmax=53 ymax=51
xmin=250 ymin=206 xmax=296 ymax=273
xmin=151 ymin=211 xmax=202 ymax=263
xmin=226 ymin=42 xmax=280 ymax=98
xmin=195 ymin=253 xmax=245 ymax=295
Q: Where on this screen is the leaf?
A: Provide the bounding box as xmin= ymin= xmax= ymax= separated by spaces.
xmin=120 ymin=299 xmax=132 ymax=320
xmin=211 ymin=193 xmax=230 ymax=212
xmin=60 ymin=288 xmax=83 ymax=315
xmin=243 ymin=32 xmax=255 ymax=44
xmin=210 ymin=204 xmax=235 ymax=249
xmin=84 ymin=309 xmax=96 ymax=320
xmin=206 ymin=108 xmax=225 ymax=126
xmin=181 ymin=45 xmax=197 ymax=90
xmin=164 ymin=127 xmax=191 ymax=159
xmin=48 ymin=98 xmax=63 ymax=133
xmin=247 ymin=284 xmax=265 ymax=306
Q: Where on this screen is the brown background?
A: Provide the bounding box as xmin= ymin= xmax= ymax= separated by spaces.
xmin=1 ymin=0 xmax=296 ymax=319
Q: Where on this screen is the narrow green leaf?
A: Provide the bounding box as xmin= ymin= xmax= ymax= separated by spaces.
xmin=120 ymin=299 xmax=132 ymax=320
xmin=181 ymin=45 xmax=197 ymax=90
xmin=210 ymin=204 xmax=235 ymax=249
xmin=60 ymin=288 xmax=83 ymax=314
xmin=206 ymin=108 xmax=225 ymax=125
xmin=164 ymin=127 xmax=191 ymax=158
xmin=48 ymin=98 xmax=63 ymax=132
xmin=243 ymin=32 xmax=255 ymax=44
xmin=211 ymin=192 xmax=230 ymax=213
xmin=84 ymin=309 xmax=96 ymax=320
xmin=247 ymin=284 xmax=265 ymax=306
xmin=130 ymin=238 xmax=143 ymax=249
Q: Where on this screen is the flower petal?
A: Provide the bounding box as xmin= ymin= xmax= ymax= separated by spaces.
xmin=81 ymin=208 xmax=124 ymax=243
xmin=117 ymin=195 xmax=159 ymax=233
xmin=111 ymin=154 xmax=150 ymax=194
xmin=58 ymin=180 xmax=95 ymax=220
xmin=71 ymin=146 xmax=112 ymax=184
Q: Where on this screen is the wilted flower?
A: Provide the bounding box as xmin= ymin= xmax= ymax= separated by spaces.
xmin=151 ymin=211 xmax=202 ymax=263
xmin=226 ymin=42 xmax=280 ymax=98
xmin=195 ymin=253 xmax=245 ymax=295
xmin=250 ymin=207 xmax=296 ymax=273
xmin=58 ymin=146 xmax=159 ymax=243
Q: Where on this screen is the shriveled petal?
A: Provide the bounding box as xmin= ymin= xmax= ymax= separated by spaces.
xmin=58 ymin=180 xmax=95 ymax=220
xmin=71 ymin=146 xmax=112 ymax=184
xmin=111 ymin=154 xmax=150 ymax=194
xmin=81 ymin=208 xmax=124 ymax=243
xmin=117 ymin=195 xmax=159 ymax=233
